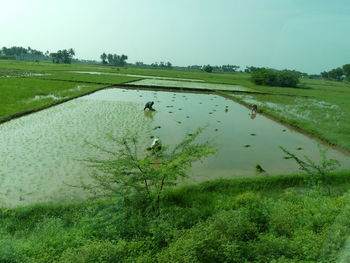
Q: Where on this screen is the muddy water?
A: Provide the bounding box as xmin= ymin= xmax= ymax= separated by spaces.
xmin=0 ymin=98 xmax=151 ymax=207
xmin=127 ymin=79 xmax=254 ymax=92
xmin=1 ymin=88 xmax=350 ymax=206
xmin=84 ymin=88 xmax=350 ymax=183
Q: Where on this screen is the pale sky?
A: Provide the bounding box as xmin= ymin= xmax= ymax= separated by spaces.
xmin=1 ymin=0 xmax=350 ymax=73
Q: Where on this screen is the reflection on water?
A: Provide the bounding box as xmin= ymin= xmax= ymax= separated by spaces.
xmin=71 ymin=71 xmax=204 ymax=82
xmin=1 ymin=87 xmax=350 ymax=206
xmin=82 ymin=88 xmax=350 ymax=184
xmin=0 ymin=99 xmax=151 ymax=207
xmin=127 ymin=79 xmax=255 ymax=92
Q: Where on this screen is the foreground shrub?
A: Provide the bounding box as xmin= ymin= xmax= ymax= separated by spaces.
xmin=85 ymin=128 xmax=216 ymax=213
xmin=59 ymin=240 xmax=152 ymax=263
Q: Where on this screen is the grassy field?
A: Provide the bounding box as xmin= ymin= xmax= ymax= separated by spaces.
xmin=226 ymin=78 xmax=350 ymax=151
xmin=0 ymin=66 xmax=138 ymax=123
xmin=1 ymin=173 xmax=350 ymax=262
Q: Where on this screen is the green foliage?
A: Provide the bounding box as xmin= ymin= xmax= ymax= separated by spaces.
xmin=251 ymin=68 xmax=300 ymax=87
xmin=58 ymin=240 xmax=152 ymax=263
xmin=1 ymin=173 xmax=350 ymax=262
xmin=101 ymin=53 xmax=128 ymax=66
xmin=280 ymin=146 xmax=340 ymax=190
xmin=321 ymin=66 xmax=345 ymax=81
xmin=50 ymin=49 xmax=75 ymax=64
xmin=201 ymin=65 xmax=213 ymax=73
xmin=85 ymin=128 xmax=216 ymax=212
xmin=0 ymin=46 xmax=49 ymax=61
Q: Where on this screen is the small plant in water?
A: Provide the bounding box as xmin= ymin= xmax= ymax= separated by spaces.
xmin=280 ymin=146 xmax=340 ymax=193
xmin=244 ymin=144 xmax=251 ymax=148
xmin=255 ymin=164 xmax=265 ymax=173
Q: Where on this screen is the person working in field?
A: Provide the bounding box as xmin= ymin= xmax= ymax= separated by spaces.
xmin=144 ymin=101 xmax=155 ymax=111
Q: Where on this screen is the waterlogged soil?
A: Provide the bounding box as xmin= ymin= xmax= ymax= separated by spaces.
xmin=86 ymin=89 xmax=349 ymax=183
xmin=71 ymin=71 xmax=204 ymax=82
xmin=127 ymin=79 xmax=254 ymax=92
xmin=0 ymin=98 xmax=151 ymax=207
xmin=1 ymin=88 xmax=350 ymax=206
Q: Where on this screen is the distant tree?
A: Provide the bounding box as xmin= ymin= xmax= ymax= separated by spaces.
xmin=251 ymin=68 xmax=300 ymax=88
xmin=100 ymin=53 xmax=107 ymax=64
xmin=328 ymin=67 xmax=344 ymax=81
xmin=245 ymin=66 xmax=262 ymax=73
xmin=103 ymin=53 xmax=128 ymax=66
xmin=166 ymin=62 xmax=172 ymax=68
xmin=135 ymin=61 xmax=145 ymax=67
xmin=188 ymin=65 xmax=202 ymax=70
xmin=107 ymin=53 xmax=113 ymax=64
xmin=342 ymin=64 xmax=350 ymax=80
xmin=49 ymin=48 xmax=75 ymax=64
xmin=151 ymin=62 xmax=159 ymax=68
xmin=202 ymin=65 xmax=213 ymax=73
xmin=321 ymin=65 xmax=347 ymax=81
xmin=221 ymin=64 xmax=240 ymax=72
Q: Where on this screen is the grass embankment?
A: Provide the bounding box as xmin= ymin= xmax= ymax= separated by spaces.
xmin=226 ymin=78 xmax=350 ymax=151
xmin=1 ymin=173 xmax=350 ymax=262
xmin=0 ymin=75 xmax=138 ymax=123
xmin=34 ymin=72 xmax=141 ymax=85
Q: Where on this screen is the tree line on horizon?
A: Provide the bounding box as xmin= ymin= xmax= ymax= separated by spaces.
xmin=2 ymin=45 xmax=349 ymax=82
xmin=0 ymin=46 xmax=50 ymax=61
xmin=321 ymin=64 xmax=350 ymax=81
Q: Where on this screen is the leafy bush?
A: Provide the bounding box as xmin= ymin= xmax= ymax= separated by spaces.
xmin=251 ymin=68 xmax=300 ymax=87
xmin=59 ymin=240 xmax=151 ymax=263
xmin=85 ymin=128 xmax=216 ymax=213
xmin=202 ymin=65 xmax=213 ymax=73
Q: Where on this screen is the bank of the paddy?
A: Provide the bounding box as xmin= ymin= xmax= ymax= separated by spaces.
xmin=0 ymin=76 xmax=138 ymax=124
xmin=1 ymin=172 xmax=350 ymax=262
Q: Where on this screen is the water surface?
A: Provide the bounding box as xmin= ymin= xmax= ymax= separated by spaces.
xmin=71 ymin=71 xmax=203 ymax=82
xmin=1 ymin=87 xmax=349 ymax=206
xmin=127 ymin=79 xmax=254 ymax=92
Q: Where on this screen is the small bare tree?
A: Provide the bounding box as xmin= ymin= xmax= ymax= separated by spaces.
xmin=84 ymin=128 xmax=216 ymax=212
xmin=280 ymin=146 xmax=340 ymax=193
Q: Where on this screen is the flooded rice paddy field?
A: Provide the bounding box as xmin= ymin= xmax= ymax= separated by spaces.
xmin=71 ymin=71 xmax=204 ymax=82
xmin=127 ymin=79 xmax=253 ymax=92
xmin=1 ymin=87 xmax=350 ymax=207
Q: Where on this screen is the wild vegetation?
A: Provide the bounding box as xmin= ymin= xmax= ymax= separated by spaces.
xmin=1 ymin=170 xmax=350 ymax=262
xmin=251 ymin=68 xmax=300 ymax=88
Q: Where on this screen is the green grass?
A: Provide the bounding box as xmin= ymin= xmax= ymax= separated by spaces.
xmin=0 ymin=78 xmax=104 ymax=122
xmin=227 ymin=78 xmax=350 ymax=150
xmin=1 ymin=173 xmax=350 ymax=262
xmin=0 ymin=69 xmax=138 ymax=122
xmin=33 ymin=72 xmax=141 ymax=85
